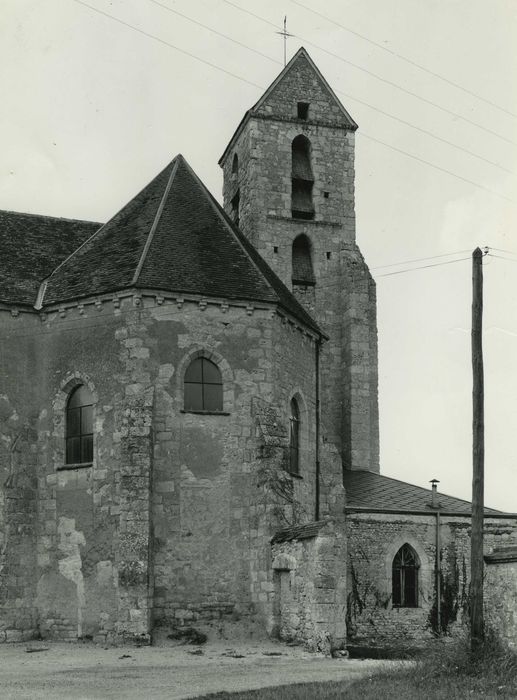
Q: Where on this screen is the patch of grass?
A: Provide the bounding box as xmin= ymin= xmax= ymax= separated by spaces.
xmin=195 ymin=634 xmax=517 ymax=700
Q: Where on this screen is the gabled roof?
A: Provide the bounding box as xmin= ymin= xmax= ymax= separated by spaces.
xmin=0 ymin=210 xmax=100 ymax=306
xmin=344 ymin=470 xmax=501 ymax=515
xmin=41 ymin=155 xmax=322 ymax=334
xmin=220 ymin=47 xmax=357 ymax=166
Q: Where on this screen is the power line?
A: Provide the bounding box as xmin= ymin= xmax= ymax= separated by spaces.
xmin=147 ymin=0 xmax=278 ymax=65
xmin=71 ymin=0 xmax=263 ymax=89
xmin=371 ymin=250 xmax=472 ymax=271
xmin=337 ymin=90 xmax=515 ymax=177
xmin=375 ymin=256 xmax=472 ymax=278
xmin=289 ymin=0 xmax=517 ymax=120
xmin=487 ymin=253 xmax=517 ymax=263
xmin=150 ymin=0 xmax=514 ymax=175
xmin=221 ymin=0 xmax=517 ymax=147
xmin=489 ymin=247 xmax=517 ymax=256
xmin=360 ymin=132 xmax=516 ymax=204
xmin=149 ymin=0 xmax=514 ymax=175
xmin=71 ymin=0 xmax=516 ymax=203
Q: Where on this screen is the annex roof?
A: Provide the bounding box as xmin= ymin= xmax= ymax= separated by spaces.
xmin=344 ymin=470 xmax=501 ymax=515
xmin=219 ymin=47 xmax=358 ymax=167
xmin=41 ymin=155 xmax=322 ymax=334
xmin=0 ymin=210 xmax=100 ymax=306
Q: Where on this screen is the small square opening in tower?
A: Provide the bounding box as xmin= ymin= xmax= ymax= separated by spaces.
xmin=297 ymin=102 xmax=310 ymax=120
xmin=324 ymin=191 xmax=330 ymax=199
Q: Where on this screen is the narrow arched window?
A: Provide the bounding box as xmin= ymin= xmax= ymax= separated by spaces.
xmin=184 ymin=357 xmax=223 ymax=412
xmin=66 ymin=385 xmax=94 ymax=465
xmin=392 ymin=544 xmax=419 ymax=607
xmin=292 ymin=234 xmax=315 ymax=285
xmin=291 ymin=135 xmax=314 ymax=220
xmin=232 ymin=153 xmax=239 ymax=177
xmin=289 ymin=398 xmax=300 ymax=474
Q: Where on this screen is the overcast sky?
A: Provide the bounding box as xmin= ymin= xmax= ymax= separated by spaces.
xmin=1 ymin=0 xmax=517 ymax=510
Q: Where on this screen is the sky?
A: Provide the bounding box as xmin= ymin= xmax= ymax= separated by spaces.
xmin=1 ymin=0 xmax=517 ymax=510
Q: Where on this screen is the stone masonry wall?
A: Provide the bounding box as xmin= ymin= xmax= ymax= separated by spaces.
xmin=271 ymin=519 xmax=347 ymax=654
xmin=220 ymin=52 xmax=379 ymax=475
xmin=346 ymin=512 xmax=517 ymax=652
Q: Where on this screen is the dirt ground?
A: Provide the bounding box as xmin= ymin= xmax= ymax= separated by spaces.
xmin=0 ymin=638 xmax=396 ymax=699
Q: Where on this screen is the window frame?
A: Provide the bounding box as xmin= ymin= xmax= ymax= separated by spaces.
xmin=183 ymin=357 xmax=224 ymax=414
xmin=392 ymin=543 xmax=420 ymax=608
xmin=64 ymin=384 xmax=94 ymax=467
xmin=288 ymin=397 xmax=301 ymax=475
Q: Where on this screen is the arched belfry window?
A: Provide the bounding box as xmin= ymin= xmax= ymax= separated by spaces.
xmin=292 ymin=234 xmax=315 ymax=285
xmin=184 ymin=357 xmax=223 ymax=412
xmin=289 ymin=398 xmax=300 ymax=474
xmin=392 ymin=544 xmax=419 ymax=607
xmin=291 ymin=135 xmax=314 ymax=220
xmin=66 ymin=385 xmax=94 ymax=465
xmin=232 ymin=153 xmax=239 ymax=177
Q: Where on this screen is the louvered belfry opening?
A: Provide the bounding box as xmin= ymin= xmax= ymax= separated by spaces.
xmin=292 ymin=234 xmax=315 ymax=286
xmin=291 ymin=135 xmax=314 ymax=220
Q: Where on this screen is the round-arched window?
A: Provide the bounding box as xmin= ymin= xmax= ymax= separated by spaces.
xmin=65 ymin=385 xmax=94 ymax=465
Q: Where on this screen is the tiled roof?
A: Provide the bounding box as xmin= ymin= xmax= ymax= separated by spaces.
xmin=344 ymin=470 xmax=501 ymax=514
xmin=0 ymin=210 xmax=100 ymax=306
xmin=42 ymin=155 xmax=321 ymax=334
xmin=271 ymin=521 xmax=326 ymax=544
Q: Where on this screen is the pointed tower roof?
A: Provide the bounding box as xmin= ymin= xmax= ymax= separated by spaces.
xmin=41 ymin=155 xmax=321 ymax=334
xmin=220 ymin=47 xmax=357 ymax=166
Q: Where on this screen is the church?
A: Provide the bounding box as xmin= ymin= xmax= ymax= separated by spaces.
xmin=1 ymin=47 xmax=517 ymax=653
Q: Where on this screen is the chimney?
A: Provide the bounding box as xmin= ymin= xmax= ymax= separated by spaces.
xmin=429 ymin=479 xmax=440 ymax=509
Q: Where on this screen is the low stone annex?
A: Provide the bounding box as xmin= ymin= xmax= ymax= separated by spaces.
xmin=1 ymin=47 xmax=516 ymax=653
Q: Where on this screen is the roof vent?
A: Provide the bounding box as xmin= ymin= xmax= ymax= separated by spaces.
xmin=429 ymin=478 xmax=440 ymax=509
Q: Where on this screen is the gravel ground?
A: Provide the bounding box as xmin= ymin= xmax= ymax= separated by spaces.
xmin=0 ymin=640 xmax=395 ymax=699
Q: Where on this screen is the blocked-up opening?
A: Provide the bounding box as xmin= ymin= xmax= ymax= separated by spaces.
xmin=231 ymin=189 xmax=240 ymax=226
xmin=292 ymin=234 xmax=315 ymax=285
xmin=291 ymin=135 xmax=314 ymax=219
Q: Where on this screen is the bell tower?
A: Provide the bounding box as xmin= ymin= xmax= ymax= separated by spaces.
xmin=219 ymin=47 xmax=379 ymax=474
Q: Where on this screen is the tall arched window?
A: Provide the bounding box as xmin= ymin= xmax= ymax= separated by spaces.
xmin=392 ymin=544 xmax=419 ymax=607
xmin=289 ymin=398 xmax=300 ymax=474
xmin=291 ymin=135 xmax=314 ymax=220
xmin=292 ymin=234 xmax=315 ymax=285
xmin=184 ymin=357 xmax=223 ymax=412
xmin=66 ymin=385 xmax=94 ymax=465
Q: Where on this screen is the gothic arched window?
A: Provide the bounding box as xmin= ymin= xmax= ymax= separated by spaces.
xmin=66 ymin=385 xmax=94 ymax=465
xmin=184 ymin=357 xmax=223 ymax=412
xmin=289 ymin=398 xmax=300 ymax=474
xmin=392 ymin=544 xmax=419 ymax=608
xmin=291 ymin=135 xmax=314 ymax=220
xmin=232 ymin=153 xmax=239 ymax=177
xmin=292 ymin=234 xmax=315 ymax=285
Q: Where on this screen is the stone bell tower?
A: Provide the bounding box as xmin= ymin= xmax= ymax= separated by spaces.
xmin=219 ymin=47 xmax=379 ymax=474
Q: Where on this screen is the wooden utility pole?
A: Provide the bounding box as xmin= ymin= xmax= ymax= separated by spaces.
xmin=470 ymin=246 xmax=485 ymax=651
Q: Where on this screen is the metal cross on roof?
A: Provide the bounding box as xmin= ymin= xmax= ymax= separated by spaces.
xmin=276 ymin=16 xmax=294 ymax=67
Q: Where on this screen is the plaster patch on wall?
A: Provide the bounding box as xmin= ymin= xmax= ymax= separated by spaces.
xmin=57 ymin=516 xmax=86 ymax=637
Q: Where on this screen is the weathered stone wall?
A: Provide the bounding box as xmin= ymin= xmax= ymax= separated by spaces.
xmin=220 ymin=53 xmax=379 ymax=475
xmin=485 ymin=551 xmax=517 ymax=648
xmin=346 ymin=512 xmax=517 ymax=652
xmin=271 ymin=519 xmax=347 ymax=653
xmin=0 ymin=309 xmax=42 ymax=641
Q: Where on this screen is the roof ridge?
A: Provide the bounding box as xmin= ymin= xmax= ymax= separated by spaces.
xmin=178 ymin=158 xmax=281 ymax=301
xmin=178 ymin=157 xmax=322 ymax=335
xmin=132 ymin=157 xmax=180 ymax=287
xmin=37 ymin=159 xmax=176 ymax=308
xmin=0 ymin=209 xmax=102 ymax=226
